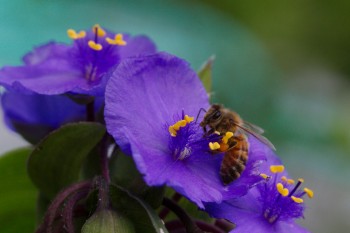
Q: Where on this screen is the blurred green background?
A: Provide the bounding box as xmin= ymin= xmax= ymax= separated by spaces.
xmin=1 ymin=0 xmax=349 ymax=232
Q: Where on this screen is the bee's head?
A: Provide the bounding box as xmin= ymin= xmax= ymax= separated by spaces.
xmin=200 ymin=104 xmax=223 ymax=129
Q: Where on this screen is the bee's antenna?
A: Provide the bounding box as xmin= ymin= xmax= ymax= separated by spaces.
xmin=195 ymin=108 xmax=207 ymax=123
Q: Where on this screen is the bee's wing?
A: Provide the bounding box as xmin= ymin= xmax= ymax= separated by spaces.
xmin=236 ymin=124 xmax=276 ymax=151
xmin=242 ymin=121 xmax=265 ymax=134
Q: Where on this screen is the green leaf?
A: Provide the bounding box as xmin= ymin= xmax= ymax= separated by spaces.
xmin=109 ymin=149 xmax=142 ymax=189
xmin=0 ymin=148 xmax=37 ymax=233
xmin=197 ymin=55 xmax=215 ymax=94
xmin=163 ymin=188 xmax=212 ymax=222
xmin=110 ymin=185 xmax=168 ymax=233
xmin=27 ymin=122 xmax=106 ymax=199
xmin=110 ymin=151 xmax=165 ymax=209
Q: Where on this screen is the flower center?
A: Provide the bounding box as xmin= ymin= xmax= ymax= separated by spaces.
xmin=167 ymin=113 xmax=219 ymax=161
xmin=259 ymin=165 xmax=314 ymax=224
xmin=67 ymin=24 xmax=127 ymax=82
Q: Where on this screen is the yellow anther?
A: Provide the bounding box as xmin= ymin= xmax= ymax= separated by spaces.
xmin=260 ymin=173 xmax=270 ymax=179
xmin=92 ymin=24 xmax=106 ymax=37
xmin=304 ymin=188 xmax=314 ymax=198
xmin=222 ymin=131 xmax=234 ymax=144
xmin=169 ymin=126 xmax=177 ymax=137
xmin=209 ymin=142 xmax=221 ymax=151
xmin=67 ymin=29 xmax=86 ymax=39
xmin=184 ymin=115 xmax=194 ymax=123
xmin=298 ymin=178 xmax=304 ymax=183
xmin=106 ymin=33 xmax=127 ymax=46
xmin=88 ymin=41 xmax=103 ymax=51
xmin=214 ymin=131 xmax=221 ymax=135
xmin=287 ymin=179 xmax=294 ymax=184
xmin=287 ymin=179 xmax=295 ymax=185
xmin=291 ymin=196 xmax=304 ymax=204
xmin=270 ymin=165 xmax=285 ymax=173
xmin=281 ymin=176 xmax=295 ymax=184
xmin=173 ymin=120 xmax=187 ymax=130
xmin=276 ymin=183 xmax=289 ymax=197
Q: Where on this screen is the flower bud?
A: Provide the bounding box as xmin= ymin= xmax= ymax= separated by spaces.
xmin=82 ymin=209 xmax=135 ymax=233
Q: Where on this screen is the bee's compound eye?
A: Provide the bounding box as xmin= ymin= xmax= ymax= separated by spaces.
xmin=212 ymin=111 xmax=221 ymax=120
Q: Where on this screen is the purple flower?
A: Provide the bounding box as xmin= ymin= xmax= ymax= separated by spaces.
xmin=1 ymin=90 xmax=102 ymax=143
xmin=0 ymin=25 xmax=156 ymax=96
xmin=205 ymin=152 xmax=314 ymax=233
xmin=104 ymin=52 xmax=269 ymax=208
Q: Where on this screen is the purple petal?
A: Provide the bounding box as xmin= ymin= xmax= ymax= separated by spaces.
xmin=105 ymin=52 xmax=209 ymax=154
xmin=206 ymin=199 xmax=272 ymax=233
xmin=22 ymin=42 xmax=71 ymax=65
xmin=0 ymin=31 xmax=157 ymax=96
xmin=119 ymin=35 xmax=157 ymax=59
xmin=125 ymin=130 xmax=222 ymax=208
xmin=1 ymin=90 xmax=102 ymax=143
xmin=0 ymin=58 xmax=84 ymax=95
xmin=105 ymin=52 xmax=226 ymax=206
xmin=206 ymin=199 xmax=309 ymax=233
xmin=274 ymin=221 xmax=310 ymax=233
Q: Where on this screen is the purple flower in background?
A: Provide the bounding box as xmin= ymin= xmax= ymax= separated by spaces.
xmin=205 ymin=152 xmax=314 ymax=233
xmin=0 ymin=24 xmax=156 ymax=96
xmin=104 ymin=52 xmax=269 ymax=208
xmin=1 ymin=90 xmax=102 ymax=143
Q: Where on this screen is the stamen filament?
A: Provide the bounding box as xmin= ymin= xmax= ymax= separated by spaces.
xmin=93 ymin=24 xmax=106 ymax=37
xmin=288 ymin=179 xmax=303 ymax=197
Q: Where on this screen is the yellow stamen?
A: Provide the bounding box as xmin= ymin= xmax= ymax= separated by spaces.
xmin=287 ymin=179 xmax=295 ymax=185
xmin=168 ymin=126 xmax=177 ymax=137
xmin=184 ymin=115 xmax=194 ymax=123
xmin=222 ymin=131 xmax=234 ymax=144
xmin=168 ymin=115 xmax=195 ymax=137
xmin=298 ymin=178 xmax=305 ymax=183
xmin=209 ymin=142 xmax=220 ymax=151
xmin=88 ymin=41 xmax=103 ymax=51
xmin=291 ymin=196 xmax=304 ymax=203
xmin=173 ymin=120 xmax=187 ymax=130
xmin=67 ymin=29 xmax=86 ymax=39
xmin=270 ymin=165 xmax=285 ymax=173
xmin=93 ymin=24 xmax=106 ymax=37
xmin=276 ymin=183 xmax=289 ymax=197
xmin=281 ymin=176 xmax=295 ymax=184
xmin=260 ymin=173 xmax=270 ymax=179
xmin=304 ymin=188 xmax=314 ymax=198
xmin=106 ymin=33 xmax=127 ymax=46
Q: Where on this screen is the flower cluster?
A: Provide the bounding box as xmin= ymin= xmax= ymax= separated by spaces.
xmin=0 ymin=25 xmax=313 ymax=233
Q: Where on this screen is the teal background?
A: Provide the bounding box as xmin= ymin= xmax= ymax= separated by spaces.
xmin=1 ymin=0 xmax=350 ymax=232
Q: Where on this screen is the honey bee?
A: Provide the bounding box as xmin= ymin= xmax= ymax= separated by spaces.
xmin=200 ymin=104 xmax=275 ymax=185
